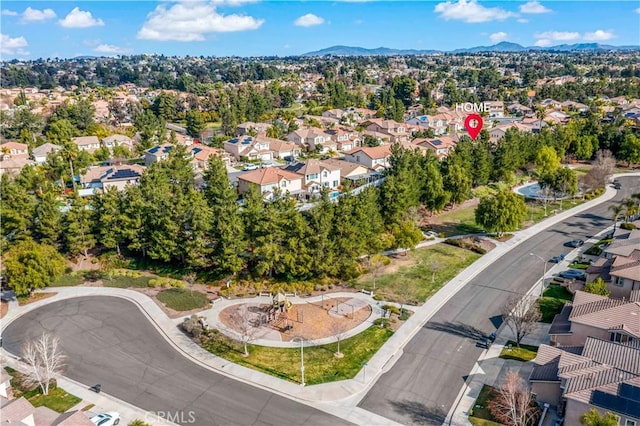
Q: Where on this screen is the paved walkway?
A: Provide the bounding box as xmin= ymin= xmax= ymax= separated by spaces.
xmin=1 ymin=173 xmax=635 ymax=425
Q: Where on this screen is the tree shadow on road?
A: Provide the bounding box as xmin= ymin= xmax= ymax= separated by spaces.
xmin=390 ymin=400 xmax=447 ymax=425
xmin=425 ymin=321 xmax=487 ymax=341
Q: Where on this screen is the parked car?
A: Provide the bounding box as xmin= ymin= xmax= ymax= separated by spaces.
xmin=422 ymin=230 xmax=438 ymax=239
xmin=260 ymin=162 xmax=275 ymax=168
xmin=90 ymin=412 xmax=120 ymax=426
xmin=550 ymin=253 xmax=566 ymax=263
xmin=613 ymin=180 xmax=622 ymax=189
xmin=558 ymin=269 xmax=586 ymax=280
xmin=567 ymin=239 xmax=584 ymax=248
xmin=242 ymin=164 xmax=259 ymax=171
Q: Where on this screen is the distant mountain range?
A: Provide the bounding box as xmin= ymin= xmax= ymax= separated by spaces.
xmin=303 ymin=42 xmax=640 ymax=56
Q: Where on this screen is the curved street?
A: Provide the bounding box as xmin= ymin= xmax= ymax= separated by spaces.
xmin=2 ymin=296 xmax=352 ymax=426
xmin=358 ymin=175 xmax=640 ymax=425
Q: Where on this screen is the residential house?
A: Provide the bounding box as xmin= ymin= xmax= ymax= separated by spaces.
xmin=545 ymin=110 xmax=570 ymax=124
xmin=363 ymin=119 xmax=409 ymax=143
xmin=325 ymin=127 xmax=361 ymax=152
xmin=0 ymin=157 xmax=32 ymax=177
xmin=507 ymin=103 xmax=533 ymax=116
xmin=0 ymin=369 xmax=11 ymax=399
xmin=586 ymin=227 xmax=640 ymax=299
xmin=223 ymin=136 xmax=273 ymax=162
xmin=0 ymin=397 xmax=36 ymax=426
xmin=0 ymin=395 xmax=93 ymax=426
xmin=144 ymin=143 xmax=175 ymax=165
xmin=190 ymin=144 xmax=231 ymax=171
xmin=266 ymin=138 xmax=301 ymax=160
xmin=319 ymin=158 xmax=378 ymax=185
xmin=0 ymin=141 xmax=29 ymax=159
xmin=540 ymin=99 xmax=562 ymax=109
xmin=237 ymin=168 xmax=303 ymax=198
xmin=73 ymin=136 xmax=101 ymax=154
xmin=52 ymin=410 xmax=94 ymax=425
xmin=529 ymin=337 xmax=640 ymax=426
xmin=102 ymin=134 xmax=134 ymax=151
xmin=484 ymin=101 xmax=504 ymax=118
xmin=284 ymin=159 xmax=341 ymax=194
xmin=80 ymin=164 xmax=146 ymax=192
xmin=343 ymin=145 xmax=392 ymax=171
xmin=322 ymin=109 xmax=344 ymax=120
xmin=413 ymin=136 xmax=457 ymax=159
xmin=561 ymin=101 xmax=588 ymax=113
xmin=31 ymin=143 xmax=61 ymax=164
xmin=489 ymin=122 xmax=534 ymax=143
xmin=287 ymin=127 xmax=332 ymax=151
xmin=236 ymin=121 xmax=272 ymax=136
xmin=548 ymin=290 xmax=640 ymax=347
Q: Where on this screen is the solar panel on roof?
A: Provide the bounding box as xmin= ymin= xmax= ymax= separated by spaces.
xmin=592 ymin=389 xmax=640 ymax=418
xmin=620 ymin=383 xmax=640 ymax=402
xmin=149 ymin=146 xmax=159 ymax=154
xmin=432 ymin=140 xmax=442 ymax=146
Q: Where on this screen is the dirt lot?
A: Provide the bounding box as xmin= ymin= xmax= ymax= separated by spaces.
xmin=219 ymin=297 xmax=372 ymax=341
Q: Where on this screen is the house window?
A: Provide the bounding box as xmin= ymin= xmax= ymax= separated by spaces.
xmin=323 ymin=182 xmax=329 ymax=188
xmin=281 ymin=180 xmax=287 ymax=188
xmin=323 ymin=171 xmax=328 ymax=178
xmin=307 ymin=173 xmax=318 ymax=180
xmin=333 ymin=180 xmax=339 ymax=187
xmin=625 ymin=420 xmax=636 ymax=426
xmin=615 ymin=277 xmax=625 ymax=287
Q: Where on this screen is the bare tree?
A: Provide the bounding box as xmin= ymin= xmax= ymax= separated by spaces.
xmin=488 ymin=370 xmax=540 ymax=426
xmin=183 ymin=272 xmax=197 ymax=296
xmin=331 ymin=320 xmax=350 ymax=358
xmin=583 ymin=149 xmax=615 ymax=191
xmin=21 ymin=333 xmax=67 ymax=395
xmin=230 ymin=305 xmax=261 ymax=357
xmin=501 ymin=295 xmax=541 ymax=347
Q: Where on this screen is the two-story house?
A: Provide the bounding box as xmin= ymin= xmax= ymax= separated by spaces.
xmin=102 ymin=134 xmax=134 ymax=151
xmin=413 ymin=136 xmax=457 ymax=159
xmin=237 ymin=168 xmax=303 ymax=198
xmin=586 ymin=228 xmax=640 ymax=299
xmin=0 ymin=142 xmax=29 ymax=159
xmin=363 ymin=119 xmax=409 ymax=143
xmin=31 ymin=143 xmax=61 ymax=164
xmin=190 ymin=144 xmax=231 ymax=171
xmin=484 ymin=101 xmax=505 ymax=118
xmin=284 ymin=159 xmax=341 ymax=194
xmin=80 ymin=164 xmax=146 ymax=192
xmin=287 ymin=127 xmax=332 ymax=152
xmin=343 ymin=145 xmax=392 ymax=171
xmin=72 ymin=136 xmax=101 ymax=154
xmin=223 ymin=136 xmax=273 ymax=162
xmin=236 ymin=121 xmax=272 ymax=136
xmin=144 ymin=144 xmax=174 ymax=165
xmin=548 ymin=290 xmax=640 ymax=347
xmin=325 ymin=127 xmax=361 ymax=152
xmin=530 ymin=336 xmax=640 ymax=426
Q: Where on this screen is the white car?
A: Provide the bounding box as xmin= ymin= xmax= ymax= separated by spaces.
xmin=242 ymin=164 xmax=259 ymax=171
xmin=90 ymin=412 xmax=121 ymax=426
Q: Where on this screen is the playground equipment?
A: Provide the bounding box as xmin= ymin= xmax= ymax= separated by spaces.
xmin=264 ymin=293 xmax=293 ymax=332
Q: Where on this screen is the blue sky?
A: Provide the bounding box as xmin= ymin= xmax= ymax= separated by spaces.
xmin=1 ymin=1 xmax=639 ymax=59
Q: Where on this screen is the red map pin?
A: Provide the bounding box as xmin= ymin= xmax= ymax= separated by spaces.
xmin=464 ymin=114 xmax=483 ymax=140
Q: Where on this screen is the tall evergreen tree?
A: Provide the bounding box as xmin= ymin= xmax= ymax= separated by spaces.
xmin=32 ymin=187 xmax=62 ymax=248
xmin=64 ymin=194 xmax=96 ymax=257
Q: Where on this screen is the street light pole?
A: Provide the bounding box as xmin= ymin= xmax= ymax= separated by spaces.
xmin=292 ymin=337 xmax=305 ymax=386
xmin=530 ymin=253 xmax=548 ymax=296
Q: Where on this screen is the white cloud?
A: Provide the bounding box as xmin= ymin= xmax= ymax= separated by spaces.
xmin=21 ymin=7 xmax=56 ymax=22
xmin=138 ymin=2 xmax=263 ymax=41
xmin=1 ymin=33 xmax=29 ymax=55
xmin=294 ymin=13 xmax=324 ymax=27
xmin=59 ymin=7 xmax=105 ymax=28
xmin=519 ymin=1 xmax=551 ymax=14
xmin=583 ymin=30 xmax=615 ymax=41
xmin=534 ymin=39 xmax=552 ymax=47
xmin=434 ymin=0 xmax=517 ymax=23
xmin=1 ymin=9 xmax=18 ymax=16
xmin=354 ymin=19 xmax=364 ymax=25
xmin=94 ymin=44 xmax=132 ymax=55
xmin=211 ymin=0 xmax=259 ymax=5
xmin=517 ymin=18 xmax=529 ymax=23
xmin=490 ymin=32 xmax=508 ymax=43
xmin=635 ymin=7 xmax=640 ymax=14
xmin=534 ymin=31 xmax=580 ymax=41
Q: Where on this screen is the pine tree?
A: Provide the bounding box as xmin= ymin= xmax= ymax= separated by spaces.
xmin=64 ymin=194 xmax=96 ymax=257
xmin=32 ymin=187 xmax=63 ymax=248
xmin=93 ymin=188 xmax=125 ymax=255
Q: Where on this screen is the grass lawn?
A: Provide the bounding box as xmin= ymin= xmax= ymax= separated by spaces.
xmin=538 ymin=284 xmax=573 ymax=323
xmin=157 ymin=288 xmax=209 ymax=311
xmin=568 ymin=262 xmax=589 ymax=270
xmin=524 ymin=197 xmax=587 ymax=225
xmin=102 ymin=276 xmax=152 ymax=288
xmin=49 ymin=274 xmax=85 ymax=287
xmin=5 ymin=367 xmax=81 ymax=413
xmin=202 ymin=326 xmax=393 ymax=385
xmin=359 ymin=244 xmax=481 ymax=304
xmin=499 ymin=340 xmax=539 ymax=362
xmin=469 ymin=384 xmax=502 ymax=425
xmin=431 ymin=205 xmax=484 ymax=236
xmin=469 ymin=417 xmax=504 ymax=426
xmin=27 ymin=386 xmax=82 ymax=413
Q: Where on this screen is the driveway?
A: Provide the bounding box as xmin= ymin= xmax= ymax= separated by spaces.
xmin=2 ymin=296 xmax=351 ymax=426
xmin=359 ymin=176 xmax=640 ymax=425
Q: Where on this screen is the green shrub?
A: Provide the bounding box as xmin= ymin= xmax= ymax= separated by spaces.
xmin=620 ymin=222 xmax=637 ymax=230
xmin=382 ymin=305 xmax=401 ymax=315
xmin=148 ymin=277 xmax=185 ymax=288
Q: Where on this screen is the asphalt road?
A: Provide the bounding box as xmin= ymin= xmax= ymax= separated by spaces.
xmin=2 ymin=297 xmax=351 ymax=426
xmin=359 ymin=176 xmax=640 ymax=425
